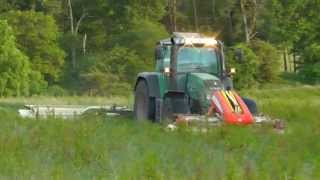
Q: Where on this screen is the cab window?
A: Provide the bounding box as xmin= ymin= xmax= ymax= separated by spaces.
xmin=177 ymin=47 xmax=219 ymax=75
xmin=156 ymin=46 xmax=171 ymax=72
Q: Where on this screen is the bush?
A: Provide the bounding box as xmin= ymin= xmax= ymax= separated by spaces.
xmin=28 ymin=71 xmax=48 ymax=95
xmin=299 ymin=43 xmax=320 ymax=83
xmin=250 ymin=40 xmax=281 ymax=83
xmin=227 ymin=40 xmax=281 ymax=89
xmin=0 ymin=20 xmax=38 ymax=96
xmin=77 ymin=47 xmax=141 ymax=96
xmin=116 ymin=20 xmax=169 ymax=66
xmin=80 ymin=71 xmax=131 ymax=96
xmin=299 ymin=63 xmax=320 ymax=84
xmin=301 ymin=43 xmax=320 ymax=64
xmin=80 ymin=47 xmax=144 ymax=83
xmin=4 ymin=11 xmax=65 ymax=84
xmin=46 ymin=85 xmax=69 ymax=97
xmin=227 ymin=43 xmax=260 ymax=89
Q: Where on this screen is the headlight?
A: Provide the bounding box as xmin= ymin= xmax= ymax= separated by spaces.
xmin=206 ymin=94 xmax=211 ymax=101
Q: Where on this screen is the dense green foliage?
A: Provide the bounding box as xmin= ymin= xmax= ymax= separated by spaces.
xmin=0 ymin=20 xmax=45 ymax=96
xmin=3 ymin=11 xmax=65 ymax=84
xmin=299 ymin=44 xmax=320 ymax=83
xmin=0 ymin=0 xmax=319 ymax=95
xmin=263 ymin=0 xmax=320 ymax=82
xmin=0 ymin=86 xmax=319 ymax=178
xmin=227 ymin=43 xmax=259 ymax=89
xmin=79 ymin=47 xmax=139 ymax=96
xmin=227 ymin=40 xmax=280 ymax=89
xmin=251 ymin=40 xmax=281 ymax=83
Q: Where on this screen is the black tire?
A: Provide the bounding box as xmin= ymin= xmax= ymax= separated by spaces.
xmin=242 ymin=97 xmax=258 ymax=115
xmin=134 ymin=80 xmax=154 ymax=121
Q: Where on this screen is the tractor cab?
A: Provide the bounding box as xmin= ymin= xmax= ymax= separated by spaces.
xmin=134 ymin=32 xmax=254 ymax=124
xmin=155 ymin=33 xmax=226 ymax=80
xmin=154 ymin=33 xmax=234 ymax=94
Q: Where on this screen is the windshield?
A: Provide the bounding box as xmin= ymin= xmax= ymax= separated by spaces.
xmin=177 ymin=47 xmax=220 ymax=75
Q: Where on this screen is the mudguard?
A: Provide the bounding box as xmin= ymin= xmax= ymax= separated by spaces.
xmin=211 ymin=90 xmax=254 ymax=124
xmin=135 ymin=72 xmax=161 ymax=98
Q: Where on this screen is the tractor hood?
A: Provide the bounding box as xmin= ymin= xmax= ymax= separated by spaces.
xmin=186 ymin=73 xmax=223 ymax=113
xmin=188 ymin=73 xmax=220 ymax=81
xmin=187 ymin=73 xmax=222 ymax=91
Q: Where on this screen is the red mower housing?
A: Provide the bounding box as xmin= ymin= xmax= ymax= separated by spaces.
xmin=210 ymin=90 xmax=254 ymax=125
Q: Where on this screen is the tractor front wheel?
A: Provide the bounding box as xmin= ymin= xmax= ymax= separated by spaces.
xmin=134 ymin=80 xmax=154 ymax=121
xmin=242 ymin=97 xmax=258 ymax=115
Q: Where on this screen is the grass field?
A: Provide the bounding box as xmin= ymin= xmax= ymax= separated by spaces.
xmin=0 ymin=86 xmax=319 ymax=179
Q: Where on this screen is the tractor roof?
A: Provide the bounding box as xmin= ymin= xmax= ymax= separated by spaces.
xmin=173 ymin=32 xmax=202 ymax=39
xmin=158 ymin=32 xmax=217 ymax=46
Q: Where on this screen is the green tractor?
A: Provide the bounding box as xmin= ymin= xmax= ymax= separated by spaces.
xmin=134 ymin=32 xmax=259 ymax=125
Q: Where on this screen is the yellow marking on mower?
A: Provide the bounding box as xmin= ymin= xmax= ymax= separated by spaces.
xmin=228 ymin=91 xmax=243 ymax=113
xmin=223 ymin=91 xmax=243 ymax=113
xmin=221 ymin=91 xmax=234 ymax=112
xmin=225 ymin=91 xmax=238 ymax=105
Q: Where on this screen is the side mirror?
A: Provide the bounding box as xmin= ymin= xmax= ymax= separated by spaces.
xmin=155 ymin=46 xmax=164 ymax=60
xmin=234 ymin=48 xmax=245 ymax=63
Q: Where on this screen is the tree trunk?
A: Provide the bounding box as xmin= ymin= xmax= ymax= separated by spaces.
xmin=293 ymin=50 xmax=297 ymax=73
xmin=67 ymin=0 xmax=74 ymax=34
xmin=83 ymin=33 xmax=87 ymax=56
xmin=249 ymin=0 xmax=257 ymax=40
xmin=212 ymin=0 xmax=215 ymax=22
xmin=283 ymin=48 xmax=288 ymax=72
xmin=173 ymin=0 xmax=177 ymax=32
xmin=228 ymin=10 xmax=234 ymax=42
xmin=67 ymin=0 xmax=76 ymax=69
xmin=240 ymin=0 xmax=250 ymax=43
xmin=169 ymin=0 xmax=177 ymax=33
xmin=31 ymin=1 xmax=36 ymax=11
xmin=192 ymin=0 xmax=199 ymax=32
xmin=75 ymin=12 xmax=87 ymax=34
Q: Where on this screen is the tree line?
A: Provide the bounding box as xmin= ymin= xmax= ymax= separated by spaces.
xmin=0 ymin=0 xmax=319 ymax=96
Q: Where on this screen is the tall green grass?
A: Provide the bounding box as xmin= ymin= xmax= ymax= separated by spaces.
xmin=0 ymin=86 xmax=319 ymax=179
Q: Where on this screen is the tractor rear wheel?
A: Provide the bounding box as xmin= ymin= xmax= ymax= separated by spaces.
xmin=134 ymin=80 xmax=154 ymax=121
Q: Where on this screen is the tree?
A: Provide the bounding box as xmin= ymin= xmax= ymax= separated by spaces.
xmin=0 ymin=0 xmax=13 ymax=13
xmin=66 ymin=0 xmax=88 ymax=70
xmin=116 ymin=20 xmax=168 ymax=68
xmin=81 ymin=47 xmax=144 ymax=84
xmin=192 ymin=0 xmax=199 ymax=32
xmin=239 ymin=0 xmax=257 ymax=43
xmin=79 ymin=47 xmax=143 ymax=95
xmin=168 ymin=0 xmax=177 ymax=32
xmin=4 ymin=11 xmax=65 ymax=84
xmin=300 ymin=43 xmax=320 ymax=83
xmin=227 ymin=43 xmax=260 ymax=89
xmin=251 ymin=40 xmax=281 ymax=83
xmin=0 ymin=0 xmax=46 ymax=11
xmin=80 ymin=71 xmax=131 ymax=96
xmin=0 ymin=20 xmax=45 ymax=96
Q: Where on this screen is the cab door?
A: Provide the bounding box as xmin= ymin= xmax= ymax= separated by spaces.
xmin=155 ymin=45 xmax=171 ymax=98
